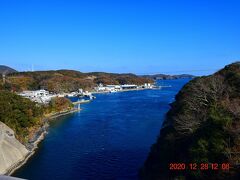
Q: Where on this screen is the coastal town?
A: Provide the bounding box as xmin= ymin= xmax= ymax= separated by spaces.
xmin=18 ymin=83 xmax=157 ymax=104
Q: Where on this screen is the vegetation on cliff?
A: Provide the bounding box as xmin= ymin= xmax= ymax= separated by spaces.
xmin=46 ymin=97 xmax=74 ymax=113
xmin=0 ymin=90 xmax=44 ymax=143
xmin=0 ymin=90 xmax=74 ymax=143
xmin=140 ymin=62 xmax=240 ymax=179
xmin=0 ymin=70 xmax=153 ymax=93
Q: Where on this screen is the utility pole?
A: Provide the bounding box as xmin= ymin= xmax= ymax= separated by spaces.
xmin=2 ymin=74 xmax=6 ymax=84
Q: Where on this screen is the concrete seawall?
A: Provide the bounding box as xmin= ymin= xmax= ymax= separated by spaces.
xmin=0 ymin=122 xmax=29 ymax=175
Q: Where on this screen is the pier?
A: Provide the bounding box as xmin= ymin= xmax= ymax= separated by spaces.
xmin=72 ymin=99 xmax=91 ymax=105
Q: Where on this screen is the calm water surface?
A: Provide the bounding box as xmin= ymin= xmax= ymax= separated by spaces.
xmin=14 ymin=79 xmax=190 ymax=180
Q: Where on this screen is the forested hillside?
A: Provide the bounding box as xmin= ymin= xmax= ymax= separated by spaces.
xmin=140 ymin=62 xmax=240 ymax=179
xmin=0 ymin=91 xmax=44 ymax=143
xmin=0 ymin=91 xmax=73 ymax=143
xmin=0 ymin=70 xmax=153 ymax=92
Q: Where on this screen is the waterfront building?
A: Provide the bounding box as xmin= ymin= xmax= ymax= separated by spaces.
xmin=121 ymin=84 xmax=138 ymax=89
xmin=18 ymin=89 xmax=56 ymax=104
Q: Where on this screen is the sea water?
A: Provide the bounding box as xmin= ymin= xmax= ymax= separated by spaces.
xmin=13 ymin=79 xmax=190 ymax=180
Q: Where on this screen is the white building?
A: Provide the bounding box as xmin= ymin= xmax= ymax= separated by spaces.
xmin=106 ymin=85 xmax=122 ymax=92
xmin=19 ymin=89 xmax=49 ymax=97
xmin=19 ymin=89 xmax=56 ymax=104
xmin=95 ymin=83 xmax=140 ymax=92
xmin=144 ymin=83 xmax=153 ymax=88
xmin=121 ymin=84 xmax=138 ymax=89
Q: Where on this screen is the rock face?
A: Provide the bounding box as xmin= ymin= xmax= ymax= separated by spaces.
xmin=0 ymin=122 xmax=29 ymax=175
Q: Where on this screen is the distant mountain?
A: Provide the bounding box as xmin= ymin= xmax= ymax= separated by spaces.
xmin=0 ymin=65 xmax=17 ymax=75
xmin=142 ymin=74 xmax=195 ymax=80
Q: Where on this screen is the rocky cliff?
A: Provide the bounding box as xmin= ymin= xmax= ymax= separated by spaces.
xmin=0 ymin=122 xmax=29 ymax=175
xmin=140 ymin=62 xmax=240 ymax=179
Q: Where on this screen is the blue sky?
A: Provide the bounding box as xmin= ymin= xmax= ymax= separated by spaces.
xmin=0 ymin=0 xmax=239 ymax=75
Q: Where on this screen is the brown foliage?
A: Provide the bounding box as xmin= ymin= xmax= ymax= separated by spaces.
xmin=6 ymin=70 xmax=153 ymax=93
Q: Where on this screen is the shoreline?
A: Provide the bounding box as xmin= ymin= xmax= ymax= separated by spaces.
xmin=6 ymin=108 xmax=81 ymax=176
xmin=7 ymin=129 xmax=47 ymax=176
xmin=6 ymin=88 xmax=157 ymax=176
xmin=91 ymin=87 xmax=160 ymax=94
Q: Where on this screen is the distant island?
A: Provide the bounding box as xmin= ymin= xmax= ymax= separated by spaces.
xmin=142 ymin=74 xmax=195 ymax=80
xmin=140 ymin=62 xmax=240 ymax=179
